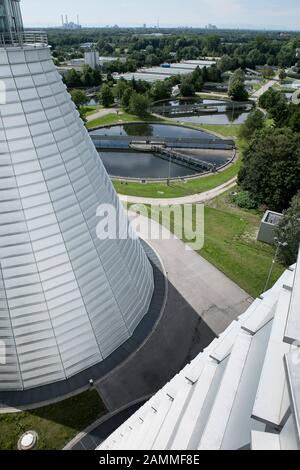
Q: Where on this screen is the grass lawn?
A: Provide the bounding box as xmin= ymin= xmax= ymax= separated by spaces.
xmin=200 ymin=193 xmax=285 ymax=297
xmin=81 ymin=105 xmax=103 ymax=117
xmin=0 ymin=390 xmax=106 ymax=450
xmin=87 ymin=113 xmax=242 ymax=199
xmin=196 ymin=92 xmax=230 ymax=100
xmin=115 ymin=119 xmax=241 ymax=199
xmin=135 ymin=190 xmax=284 ymax=298
xmin=86 ymin=112 xmax=163 ymax=129
xmin=187 ymin=123 xmax=241 ymax=138
xmin=114 ymin=157 xmax=240 ymax=198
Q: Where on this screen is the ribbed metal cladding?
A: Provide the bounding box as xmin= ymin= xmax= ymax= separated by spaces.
xmin=0 ymin=45 xmax=154 ymax=391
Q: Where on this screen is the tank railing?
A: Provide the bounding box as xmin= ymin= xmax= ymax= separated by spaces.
xmin=0 ymin=31 xmax=48 ymax=47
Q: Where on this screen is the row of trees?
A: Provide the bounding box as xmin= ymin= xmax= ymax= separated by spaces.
xmin=258 ymin=88 xmax=300 ymax=131
xmin=237 ymin=89 xmax=300 ymax=264
xmin=238 ymin=127 xmax=300 ymax=212
xmin=63 ymin=65 xmax=102 ymax=88
xmin=70 ymin=62 xmax=225 ymax=119
xmin=48 ymin=28 xmax=300 ymax=70
xmin=70 ymin=78 xmax=151 ymax=117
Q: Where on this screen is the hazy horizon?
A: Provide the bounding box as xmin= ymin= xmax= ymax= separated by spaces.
xmin=21 ymin=0 xmax=300 ymax=31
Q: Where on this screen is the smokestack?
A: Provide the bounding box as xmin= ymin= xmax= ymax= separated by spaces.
xmin=77 ymin=15 xmax=79 ymax=26
xmin=61 ymin=15 xmax=64 ymax=27
xmin=65 ymin=15 xmax=68 ymax=25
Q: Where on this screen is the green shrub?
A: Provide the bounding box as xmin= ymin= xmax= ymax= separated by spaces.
xmin=232 ymin=191 xmax=258 ymax=210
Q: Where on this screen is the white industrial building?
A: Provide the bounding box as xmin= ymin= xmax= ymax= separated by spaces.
xmin=0 ymin=1 xmax=154 ymax=392
xmin=84 ymin=50 xmax=100 ymax=69
xmin=99 ymin=248 xmax=300 ymax=450
xmin=114 ymin=60 xmax=217 ymax=83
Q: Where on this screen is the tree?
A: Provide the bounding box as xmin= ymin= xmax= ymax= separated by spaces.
xmin=228 ymin=69 xmax=248 ymax=101
xmin=191 ymin=66 xmax=204 ymax=92
xmin=288 ymin=106 xmax=300 ymax=132
xmin=150 ymin=81 xmax=172 ymax=102
xmin=279 ymin=69 xmax=287 ymax=81
xmin=128 ymin=92 xmax=150 ymax=117
xmin=180 ymin=78 xmax=195 ymax=97
xmin=121 ymin=88 xmax=133 ymax=111
xmin=239 ymin=109 xmax=265 ymax=140
xmin=233 ymin=68 xmax=246 ymax=81
xmin=70 ymin=89 xmax=89 ymax=108
xmin=238 ymin=128 xmax=300 ymax=212
xmin=207 ymin=65 xmax=222 ymax=82
xmin=218 ymin=54 xmax=236 ymax=72
xmin=204 ymin=35 xmax=221 ymax=53
xmin=228 ymin=80 xmax=249 ymax=101
xmin=114 ymin=79 xmax=129 ymax=102
xmin=259 ymin=88 xmax=280 ymax=110
xmin=81 ymin=65 xmax=95 ymax=87
xmin=132 ymin=79 xmax=151 ymax=95
xmin=98 ymin=84 xmax=114 ymax=107
xmin=64 ymin=69 xmax=82 ymax=88
xmin=259 ymin=88 xmax=289 ymax=126
xmin=246 ymin=49 xmax=265 ymax=68
xmin=275 ymin=191 xmax=300 ymax=265
xmin=261 ymin=66 xmax=275 ymax=79
xmin=145 ymin=53 xmax=160 ymax=66
xmin=91 ymin=67 xmax=102 ymax=86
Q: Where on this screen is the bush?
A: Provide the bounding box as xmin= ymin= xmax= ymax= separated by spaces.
xmin=97 ymin=84 xmax=114 ymax=107
xmin=238 ymin=127 xmax=300 ymax=212
xmin=232 ymin=191 xmax=258 ymax=210
xmin=70 ymin=89 xmax=89 ymax=108
xmin=180 ymin=79 xmax=195 ymax=97
xmin=228 ymin=69 xmax=248 ymax=101
xmin=258 ymin=88 xmax=288 ymax=125
xmin=275 ymin=191 xmax=300 ymax=265
xmin=239 ymin=109 xmax=265 ymax=140
xmin=129 ymin=92 xmax=150 ymax=117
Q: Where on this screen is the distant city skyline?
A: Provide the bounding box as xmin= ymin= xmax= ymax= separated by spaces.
xmin=22 ymin=0 xmax=300 ymax=30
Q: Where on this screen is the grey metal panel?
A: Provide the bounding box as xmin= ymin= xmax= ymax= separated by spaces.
xmin=284 ymin=258 xmax=300 ymax=345
xmin=284 ymin=353 xmax=300 ymax=444
xmin=0 ymin=262 xmax=23 ymax=390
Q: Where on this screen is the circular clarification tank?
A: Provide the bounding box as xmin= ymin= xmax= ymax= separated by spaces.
xmin=90 ymin=123 xmax=232 ymax=179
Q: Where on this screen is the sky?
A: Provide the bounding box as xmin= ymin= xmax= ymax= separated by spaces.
xmin=21 ymin=0 xmax=300 ymax=30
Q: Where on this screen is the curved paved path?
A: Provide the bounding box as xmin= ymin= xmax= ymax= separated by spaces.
xmin=251 ymin=78 xmax=277 ymax=100
xmin=118 ymin=176 xmax=237 ymax=206
xmin=95 ymin=214 xmax=252 ymax=411
xmin=86 ymin=107 xmax=119 ymax=122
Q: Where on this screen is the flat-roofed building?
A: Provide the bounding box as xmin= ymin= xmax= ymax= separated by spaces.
xmin=257 ymin=210 xmax=283 ymax=245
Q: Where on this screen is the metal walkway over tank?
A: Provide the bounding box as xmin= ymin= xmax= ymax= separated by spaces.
xmin=90 ymin=134 xmax=235 ymax=151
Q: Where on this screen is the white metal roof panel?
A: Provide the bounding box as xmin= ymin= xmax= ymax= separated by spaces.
xmin=284 ymin=259 xmax=300 ymax=345
xmin=198 ymin=332 xmax=253 ymax=450
xmin=252 ymin=288 xmax=292 ymax=426
xmin=251 ymin=431 xmax=281 ymax=450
